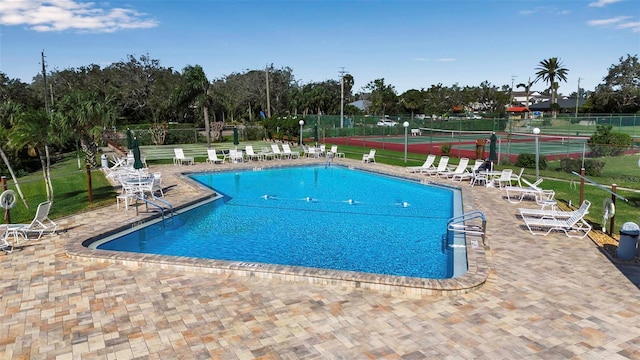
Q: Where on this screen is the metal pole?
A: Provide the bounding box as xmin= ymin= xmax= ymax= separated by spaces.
xmin=609 ymin=184 xmax=617 ymax=234
xmin=579 ymin=168 xmax=585 ymax=206
xmin=403 ymin=122 xmax=409 ymax=163
xmin=2 ymin=176 xmax=10 ymax=224
xmin=533 ymin=127 xmax=540 ymax=180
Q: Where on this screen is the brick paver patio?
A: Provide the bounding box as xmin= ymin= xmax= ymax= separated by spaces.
xmin=1 ymin=157 xmax=639 ymax=359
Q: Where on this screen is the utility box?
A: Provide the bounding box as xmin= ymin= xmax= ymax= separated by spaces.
xmin=617 ymin=222 xmax=639 ymax=260
xmin=101 ymin=154 xmax=109 ymax=169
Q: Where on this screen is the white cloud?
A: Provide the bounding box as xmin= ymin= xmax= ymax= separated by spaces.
xmin=617 ymin=21 xmax=640 ymax=32
xmin=588 ymin=0 xmax=623 ymax=8
xmin=0 ymin=0 xmax=158 ymax=32
xmin=587 ymin=16 xmax=630 ymax=26
xmin=412 ymin=57 xmax=429 ymax=62
xmin=437 ymin=58 xmax=456 ymax=62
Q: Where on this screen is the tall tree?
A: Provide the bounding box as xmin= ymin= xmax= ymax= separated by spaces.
xmin=534 ymin=57 xmax=569 ymax=117
xmin=364 ymin=79 xmax=397 ymax=116
xmin=54 ymin=92 xmax=116 ymax=167
xmin=589 ymin=54 xmax=640 ymax=113
xmin=172 ymin=65 xmax=212 ymax=146
xmin=516 ymin=77 xmax=536 ymax=110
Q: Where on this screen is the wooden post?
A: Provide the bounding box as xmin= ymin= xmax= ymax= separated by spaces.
xmin=609 ymin=184 xmax=616 ymax=235
xmin=579 ymin=168 xmax=585 ymax=206
xmin=86 ymin=164 xmax=93 ymax=204
xmin=2 ymin=176 xmax=9 ymax=224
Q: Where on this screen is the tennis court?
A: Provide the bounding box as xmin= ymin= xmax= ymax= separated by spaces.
xmin=332 ymin=128 xmax=589 ymax=161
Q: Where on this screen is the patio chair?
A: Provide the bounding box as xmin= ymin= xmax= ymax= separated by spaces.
xmin=306 ymin=146 xmax=319 ymax=158
xmin=329 ymin=145 xmax=345 ymax=158
xmin=152 ymin=172 xmax=164 ymax=197
xmin=453 ymin=159 xmax=482 ymax=182
xmin=406 ymin=154 xmax=436 ymax=173
xmin=504 ymin=178 xmax=552 ymax=204
xmin=510 ymin=167 xmax=524 ymax=187
xmin=521 ymin=200 xmax=591 ymax=238
xmin=362 ymin=149 xmax=376 ymax=163
xmin=173 ymin=148 xmax=194 ymax=165
xmin=244 ymin=145 xmax=262 ymax=161
xmin=492 ymin=169 xmax=514 ymax=189
xmin=5 ymin=201 xmax=57 ymax=243
xmin=519 ymin=200 xmax=590 ymax=220
xmin=0 ymin=228 xmax=13 ymax=253
xmin=206 ymin=149 xmax=224 ymax=164
xmin=438 ymin=157 xmax=469 ymax=178
xmin=271 ymin=144 xmax=284 ymax=159
xmin=422 ymin=156 xmax=449 ymax=176
xmin=282 ymin=144 xmax=300 ymax=159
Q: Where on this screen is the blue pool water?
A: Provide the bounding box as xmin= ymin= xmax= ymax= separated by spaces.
xmin=96 ymin=166 xmax=462 ymax=279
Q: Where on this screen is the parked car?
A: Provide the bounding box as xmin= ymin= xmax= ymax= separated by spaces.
xmin=376 ymin=119 xmax=398 ymax=127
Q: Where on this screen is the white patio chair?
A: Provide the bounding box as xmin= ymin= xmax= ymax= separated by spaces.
xmin=244 ymin=145 xmax=262 ymax=161
xmin=362 ymin=149 xmax=376 ymax=163
xmin=329 ymin=145 xmax=345 ymax=158
xmin=492 ymin=169 xmax=514 ymax=189
xmin=521 ymin=200 xmax=591 ymax=238
xmin=438 ymin=158 xmax=469 ymax=178
xmin=206 ymin=149 xmax=224 ymax=164
xmin=422 ymin=156 xmax=449 ymax=176
xmin=406 ymin=154 xmax=436 ymax=173
xmin=4 ymin=201 xmax=57 ymax=242
xmin=173 ymin=148 xmax=194 ymax=165
xmin=282 ymin=144 xmax=300 ymax=159
xmin=270 ymin=144 xmax=284 ymax=159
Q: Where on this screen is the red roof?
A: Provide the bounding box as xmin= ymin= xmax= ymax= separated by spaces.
xmin=507 ymin=107 xmax=529 ymax=112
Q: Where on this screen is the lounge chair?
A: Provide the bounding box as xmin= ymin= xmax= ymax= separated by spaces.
xmin=453 ymin=159 xmax=483 ymax=182
xmin=510 ymin=168 xmax=524 ymax=187
xmin=152 ymin=172 xmax=164 ymax=197
xmin=173 ymin=148 xmax=194 ymax=165
xmin=5 ymin=201 xmax=57 ymax=243
xmin=422 ymin=156 xmax=449 ymax=176
xmin=519 ymin=200 xmax=591 ymax=220
xmin=206 ymin=149 xmax=224 ymax=164
xmin=0 ymin=228 xmax=12 ymax=253
xmin=521 ymin=200 xmax=591 ymax=238
xmin=271 ymin=144 xmax=284 ymax=159
xmin=306 ymin=146 xmax=319 ymax=158
xmin=228 ymin=149 xmax=244 ymax=162
xmin=406 ymin=154 xmax=436 ymax=173
xmin=438 ymin=157 xmax=469 ymax=178
xmin=244 ymin=145 xmax=262 ymax=161
xmin=362 ymin=149 xmax=376 ymax=163
xmin=282 ymin=144 xmax=300 ymax=159
xmin=504 ymin=178 xmax=552 ymax=204
xmin=492 ymin=169 xmax=514 ymax=189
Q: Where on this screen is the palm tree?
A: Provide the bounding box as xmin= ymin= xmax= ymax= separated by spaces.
xmin=172 ymin=65 xmax=212 ymax=147
xmin=8 ymin=109 xmax=55 ymax=201
xmin=516 ymin=77 xmax=536 ymax=110
xmin=534 ymin=57 xmax=569 ymax=117
xmin=54 ymin=92 xmax=116 ymax=168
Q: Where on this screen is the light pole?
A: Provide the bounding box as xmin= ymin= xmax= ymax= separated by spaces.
xmin=403 ymin=121 xmax=409 ymax=163
xmin=299 ymin=120 xmax=304 ymax=146
xmin=533 ymin=127 xmax=540 ymax=180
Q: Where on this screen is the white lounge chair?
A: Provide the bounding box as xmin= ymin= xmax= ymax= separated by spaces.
xmin=173 ymin=148 xmax=194 ymax=165
xmin=492 ymin=169 xmax=514 ymax=189
xmin=519 ymin=200 xmax=590 ymax=220
xmin=453 ymin=159 xmax=483 ymax=182
xmin=521 ymin=200 xmax=591 ymax=238
xmin=244 ymin=145 xmax=262 ymax=161
xmin=152 ymin=172 xmax=164 ymax=197
xmin=422 ymin=156 xmax=449 ymax=176
xmin=5 ymin=201 xmax=57 ymax=243
xmin=270 ymin=144 xmax=284 ymax=159
xmin=228 ymin=149 xmax=244 ymax=163
xmin=0 ymin=228 xmax=12 ymax=253
xmin=306 ymin=147 xmax=319 ymax=158
xmin=406 ymin=154 xmax=436 ymax=173
xmin=282 ymin=144 xmax=300 ymax=159
xmin=438 ymin=157 xmax=469 ymax=178
xmin=206 ymin=149 xmax=224 ymax=164
xmin=362 ymin=149 xmax=376 ymax=163
xmin=510 ymin=167 xmax=524 ymax=187
xmin=504 ymin=178 xmax=551 ymax=204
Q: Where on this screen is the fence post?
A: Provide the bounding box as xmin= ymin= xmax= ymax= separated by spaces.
xmin=2 ymin=176 xmax=10 ymax=224
xmin=579 ymin=168 xmax=585 ymax=206
xmin=86 ymin=165 xmax=93 ymax=204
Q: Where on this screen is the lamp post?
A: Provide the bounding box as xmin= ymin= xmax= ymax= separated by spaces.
xmin=533 ymin=127 xmax=540 ymax=180
xmin=299 ymin=120 xmax=304 ymax=146
xmin=403 ymin=121 xmax=409 ymax=163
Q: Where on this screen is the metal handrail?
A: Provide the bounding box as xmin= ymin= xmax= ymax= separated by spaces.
xmin=135 ymin=195 xmax=174 ymax=226
xmin=445 ymin=210 xmax=487 ymax=247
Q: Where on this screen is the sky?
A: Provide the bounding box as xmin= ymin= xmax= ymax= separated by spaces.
xmin=1 ymin=0 xmax=639 ymax=96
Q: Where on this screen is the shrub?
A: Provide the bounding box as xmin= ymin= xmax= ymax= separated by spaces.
xmin=588 ymin=124 xmax=632 ymax=157
xmin=559 ymin=158 xmax=604 ymax=176
xmin=516 ymin=153 xmax=547 ymax=170
xmin=440 ymin=143 xmax=452 ymax=155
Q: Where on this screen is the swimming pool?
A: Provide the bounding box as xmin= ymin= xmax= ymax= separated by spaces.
xmin=92 ymin=165 xmax=466 ymax=280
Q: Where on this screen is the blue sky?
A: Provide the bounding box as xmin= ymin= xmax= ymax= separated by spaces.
xmin=1 ymin=0 xmax=638 ymax=96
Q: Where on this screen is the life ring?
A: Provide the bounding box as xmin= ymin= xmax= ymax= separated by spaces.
xmin=602 ymin=198 xmax=615 ymax=219
xmin=0 ymin=190 xmax=17 ymax=209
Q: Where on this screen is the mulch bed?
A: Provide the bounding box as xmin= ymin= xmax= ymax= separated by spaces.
xmin=590 ymin=230 xmax=640 ymax=265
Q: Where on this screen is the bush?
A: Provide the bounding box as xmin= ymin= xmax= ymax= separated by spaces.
xmin=515 ymin=153 xmax=547 ymax=170
xmin=559 ymin=158 xmax=604 ymax=176
xmin=440 ymin=143 xmax=452 ymax=155
xmin=588 ymin=124 xmax=632 ymax=157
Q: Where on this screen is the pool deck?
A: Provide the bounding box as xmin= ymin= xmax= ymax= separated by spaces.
xmin=1 ymin=157 xmax=639 ymax=359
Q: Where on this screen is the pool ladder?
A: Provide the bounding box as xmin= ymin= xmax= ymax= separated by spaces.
xmin=324 ymin=151 xmax=334 ymax=168
xmin=442 ymin=211 xmax=487 ymax=251
xmin=135 ymin=194 xmax=174 ymax=226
